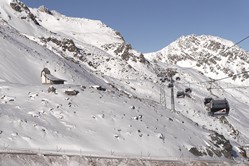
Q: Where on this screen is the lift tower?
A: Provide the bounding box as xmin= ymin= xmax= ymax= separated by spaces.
xmin=167 ymin=68 xmax=177 ymax=112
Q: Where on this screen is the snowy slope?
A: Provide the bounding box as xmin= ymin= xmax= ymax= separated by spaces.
xmin=32 ymin=6 xmax=124 ymax=50
xmin=0 ymin=20 xmax=107 ymax=87
xmin=0 ymin=0 xmax=249 ymax=162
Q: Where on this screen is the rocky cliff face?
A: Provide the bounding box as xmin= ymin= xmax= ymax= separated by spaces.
xmin=10 ymin=0 xmax=40 ymax=25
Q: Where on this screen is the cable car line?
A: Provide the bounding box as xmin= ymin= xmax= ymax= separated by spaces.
xmin=209 ymin=85 xmax=249 ymax=90
xmin=221 ymin=35 xmax=249 ymax=54
xmin=174 ymin=70 xmax=249 ymax=86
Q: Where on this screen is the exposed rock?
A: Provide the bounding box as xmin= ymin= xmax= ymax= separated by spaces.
xmin=189 ymin=147 xmax=204 ymax=157
xmin=48 ymin=86 xmax=56 ymax=93
xmin=130 ymin=106 xmax=135 ymax=110
xmin=38 ymin=5 xmax=53 ymax=15
xmin=10 ymin=2 xmax=22 ymax=12
xmin=188 ymin=131 xmax=234 ymax=159
xmin=206 ymin=148 xmax=214 ymax=157
xmin=219 ymin=116 xmax=239 ymax=138
xmin=101 ymin=43 xmax=119 ymax=51
xmin=40 ymin=37 xmax=78 ymax=53
xmin=238 ymin=146 xmax=247 ymax=158
xmin=209 ymin=131 xmax=233 ymax=159
xmin=28 ymin=13 xmax=40 ymax=25
xmin=139 ymin=53 xmax=147 ymax=63
xmin=114 ymin=43 xmax=133 ymax=61
xmin=97 ymin=86 xmax=106 ymax=91
xmin=65 ymin=89 xmax=79 ymax=96
xmin=156 ymin=133 xmax=165 ymax=141
xmin=114 ymin=31 xmax=125 ymax=41
xmin=90 ymin=85 xmax=106 ymax=91
xmin=10 ymin=1 xmax=40 ymax=25
xmin=10 ymin=0 xmax=29 ymax=12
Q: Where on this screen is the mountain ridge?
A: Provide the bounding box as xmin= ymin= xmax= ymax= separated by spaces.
xmin=145 ymin=34 xmax=249 ymax=85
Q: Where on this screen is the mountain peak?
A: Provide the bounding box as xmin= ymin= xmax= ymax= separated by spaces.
xmin=145 ymin=34 xmax=249 ymax=84
xmin=37 ymin=5 xmax=52 ymax=15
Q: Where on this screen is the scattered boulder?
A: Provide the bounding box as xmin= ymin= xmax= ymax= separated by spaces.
xmin=189 ymin=147 xmax=204 ymax=157
xmin=133 ymin=115 xmax=143 ymax=121
xmin=176 ymin=77 xmax=181 ymax=81
xmin=8 ymin=98 xmax=15 ymax=102
xmin=176 ymin=91 xmax=185 ymax=98
xmin=133 ymin=116 xmax=139 ymax=120
xmin=0 ymin=95 xmax=15 ymax=102
xmin=81 ymin=85 xmax=86 ymax=90
xmin=90 ymin=85 xmax=106 ymax=91
xmin=156 ymin=133 xmax=165 ymax=142
xmin=185 ymin=88 xmax=192 ymax=93
xmin=130 ymin=106 xmax=136 ymax=110
xmin=48 ymin=86 xmax=56 ymax=93
xmin=97 ymin=86 xmax=106 ymax=91
xmin=65 ymin=89 xmax=79 ymax=96
xmin=169 ymin=117 xmax=174 ymax=121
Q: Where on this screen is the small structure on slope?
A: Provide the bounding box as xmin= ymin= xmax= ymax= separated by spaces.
xmin=41 ymin=68 xmax=65 ymax=84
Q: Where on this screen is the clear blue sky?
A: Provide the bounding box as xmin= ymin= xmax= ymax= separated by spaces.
xmin=21 ymin=0 xmax=249 ymax=53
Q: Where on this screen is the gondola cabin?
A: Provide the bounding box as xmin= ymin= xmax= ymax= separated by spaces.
xmin=207 ymin=98 xmax=229 ymax=116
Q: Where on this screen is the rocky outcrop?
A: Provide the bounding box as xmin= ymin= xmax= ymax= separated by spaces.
xmin=114 ymin=42 xmax=133 ymax=61
xmin=189 ymin=131 xmax=233 ymax=159
xmin=10 ymin=1 xmax=40 ymax=25
xmin=38 ymin=5 xmax=53 ymax=15
xmin=10 ymin=1 xmax=29 ymax=12
xmin=209 ymin=131 xmax=233 ymax=159
xmin=40 ymin=37 xmax=79 ymax=53
xmin=219 ymin=116 xmax=239 ymax=139
xmin=113 ymin=42 xmax=148 ymax=65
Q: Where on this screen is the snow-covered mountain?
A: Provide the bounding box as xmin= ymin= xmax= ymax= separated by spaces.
xmin=0 ymin=0 xmax=249 ymax=163
xmin=145 ymin=35 xmax=249 ymax=84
